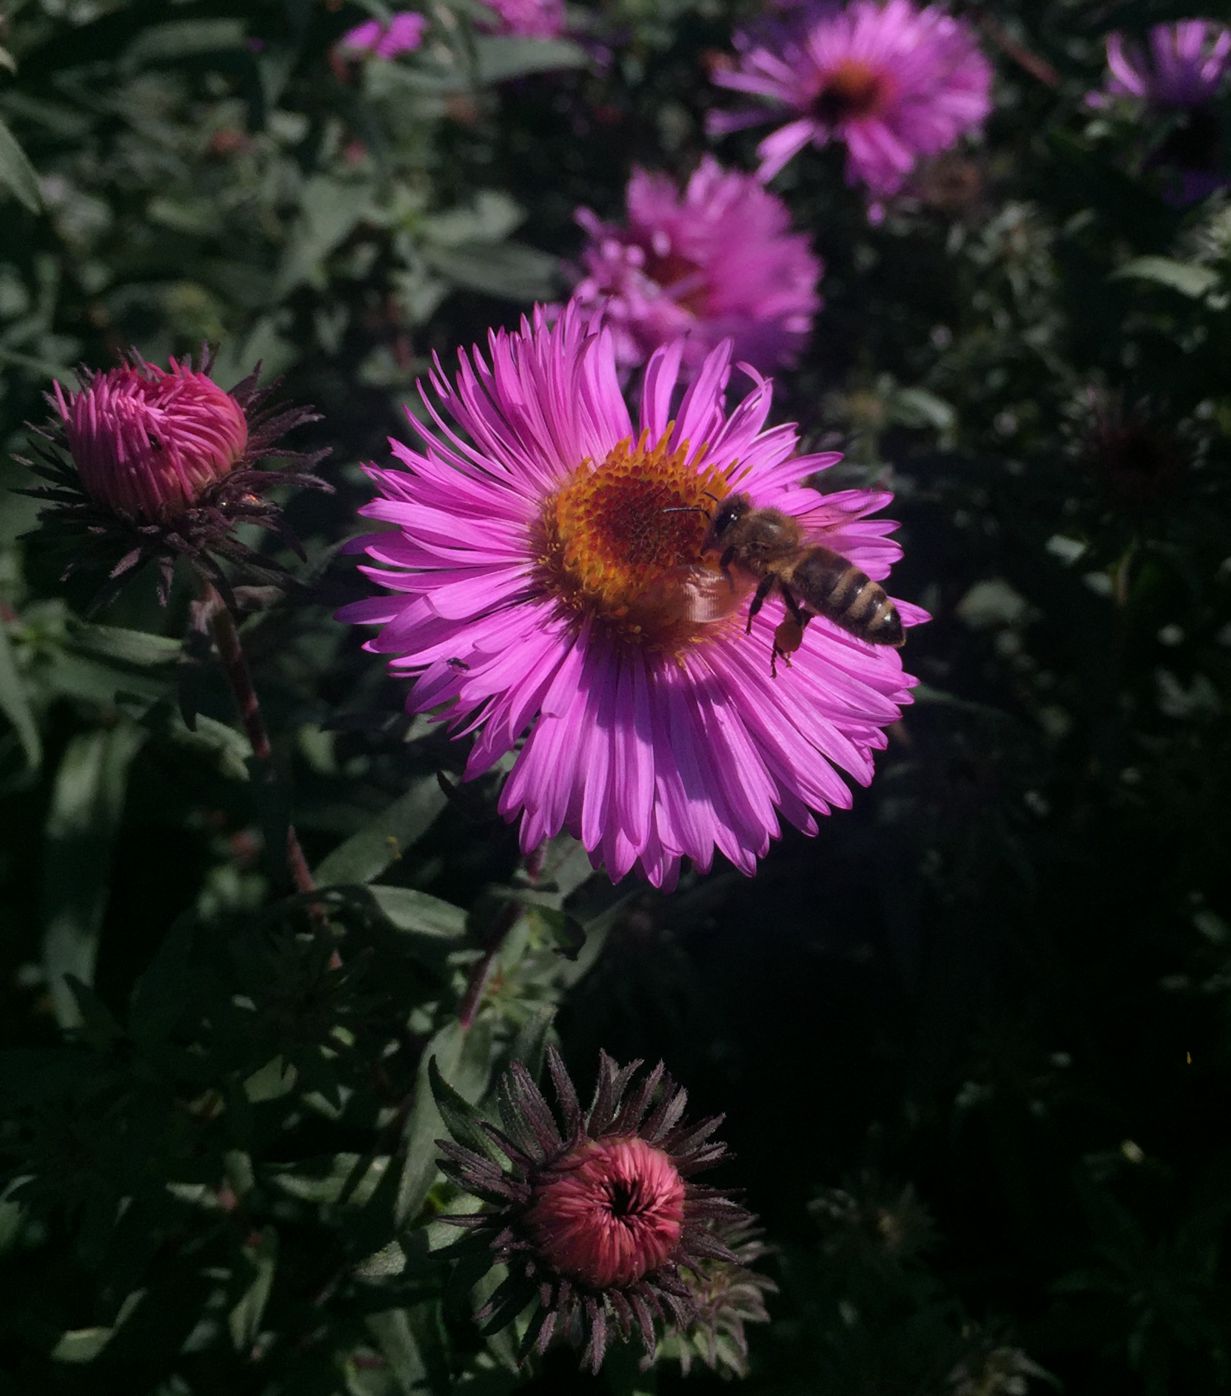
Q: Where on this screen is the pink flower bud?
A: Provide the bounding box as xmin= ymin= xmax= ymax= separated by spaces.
xmin=525 ymin=1136 xmax=686 ymax=1289
xmin=53 ymin=360 xmax=248 ymax=521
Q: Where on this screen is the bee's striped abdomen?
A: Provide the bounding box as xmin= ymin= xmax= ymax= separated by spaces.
xmin=789 ymin=548 xmax=904 ymax=648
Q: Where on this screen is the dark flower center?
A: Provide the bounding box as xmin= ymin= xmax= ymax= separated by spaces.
xmin=642 ymin=248 xmax=710 ymax=316
xmin=606 ymin=1174 xmax=651 ymax=1220
xmin=813 ymin=59 xmax=890 ymax=124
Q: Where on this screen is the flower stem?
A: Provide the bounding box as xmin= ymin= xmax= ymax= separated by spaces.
xmin=198 ymin=580 xmax=318 ymax=907
xmin=459 ymin=845 xmax=545 ymax=1029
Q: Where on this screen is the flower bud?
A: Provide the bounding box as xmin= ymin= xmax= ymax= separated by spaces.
xmin=53 ymin=360 xmax=248 ymax=522
xmin=525 ymin=1136 xmax=686 ymax=1289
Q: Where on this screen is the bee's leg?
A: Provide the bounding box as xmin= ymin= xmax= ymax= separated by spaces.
xmin=720 ymin=546 xmax=738 ymax=589
xmin=745 ymin=575 xmax=777 ymax=634
xmin=780 ymin=587 xmax=804 ymax=623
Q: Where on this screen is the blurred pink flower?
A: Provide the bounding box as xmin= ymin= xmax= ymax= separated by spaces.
xmin=710 ymin=0 xmax=992 ymax=192
xmin=1096 ymin=20 xmax=1231 ymax=108
xmin=53 ymin=359 xmax=248 ymax=521
xmin=570 ymin=157 xmax=822 ymax=378
xmin=479 ymin=0 xmax=565 ymax=39
xmin=337 ymin=10 xmax=427 ymax=60
xmin=342 ymin=305 xmax=919 ymax=888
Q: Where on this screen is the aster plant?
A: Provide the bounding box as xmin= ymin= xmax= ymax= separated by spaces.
xmin=571 ymin=157 xmax=822 ymax=378
xmin=434 ymin=1046 xmax=758 ymax=1373
xmin=710 ymin=0 xmax=992 ymax=196
xmin=23 ymin=352 xmax=327 ymax=608
xmin=342 ymin=304 xmax=921 ymax=889
xmin=1089 ymin=20 xmax=1231 ymax=203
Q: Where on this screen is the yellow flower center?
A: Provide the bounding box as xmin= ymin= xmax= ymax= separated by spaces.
xmin=535 ymin=427 xmax=731 ymax=652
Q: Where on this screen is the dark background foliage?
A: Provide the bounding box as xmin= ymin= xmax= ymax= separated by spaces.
xmin=1 ymin=0 xmax=1229 ymax=1393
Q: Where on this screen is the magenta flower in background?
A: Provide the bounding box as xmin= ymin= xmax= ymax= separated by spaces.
xmin=1097 ymin=20 xmax=1231 ymax=108
xmin=710 ymin=0 xmax=992 ymax=192
xmin=479 ymin=0 xmax=565 ymax=39
xmin=1090 ymin=21 xmax=1230 ymax=203
xmin=342 ymin=305 xmax=920 ymax=888
xmin=570 ymin=157 xmax=822 ymax=378
xmin=337 ymin=10 xmax=427 ymax=60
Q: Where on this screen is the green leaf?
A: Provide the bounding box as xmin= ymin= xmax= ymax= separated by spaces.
xmin=421 ymin=241 xmax=559 ymax=301
xmin=429 ymin=1054 xmax=495 ymax=1161
xmin=508 ymin=1006 xmax=555 ymax=1081
xmin=1112 ymin=256 xmax=1221 ymax=299
xmin=275 ymin=174 xmax=373 ymax=297
xmin=315 ymin=779 xmax=449 ymax=886
xmin=0 ymin=115 xmax=42 ymax=214
xmin=266 ymin=1153 xmax=392 ymax=1207
xmin=399 ymin=1017 xmax=493 ymax=1224
xmin=120 ymin=19 xmax=247 ymax=71
xmin=471 ymin=36 xmax=588 ymax=85
xmin=0 ymin=619 xmax=40 ymax=768
xmin=364 ymin=1309 xmax=430 ymax=1396
xmin=367 ymin=885 xmax=469 ymax=941
xmin=42 ymin=726 xmax=144 ymax=1029
xmin=228 ymin=1229 xmax=278 ymax=1352
xmin=128 ymin=914 xmax=197 ymax=1047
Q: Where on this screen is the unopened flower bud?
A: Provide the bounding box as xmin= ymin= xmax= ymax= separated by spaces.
xmin=53 ymin=360 xmax=247 ymax=521
xmin=525 ymin=1136 xmax=686 ymax=1289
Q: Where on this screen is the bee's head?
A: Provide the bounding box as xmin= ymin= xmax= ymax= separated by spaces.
xmin=705 ymin=494 xmax=751 ymax=546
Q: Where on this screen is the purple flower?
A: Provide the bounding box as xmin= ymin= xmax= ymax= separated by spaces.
xmin=1098 ymin=20 xmax=1231 ymax=109
xmin=337 ymin=10 xmax=427 ymax=60
xmin=342 ymin=305 xmax=920 ymax=889
xmin=1090 ymin=21 xmax=1230 ymax=203
xmin=570 ymin=157 xmax=822 ymax=378
xmin=479 ymin=0 xmax=565 ymax=39
xmin=710 ymin=0 xmax=993 ymax=192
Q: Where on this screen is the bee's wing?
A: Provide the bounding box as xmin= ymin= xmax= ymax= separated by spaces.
xmin=676 ymin=565 xmax=753 ymax=624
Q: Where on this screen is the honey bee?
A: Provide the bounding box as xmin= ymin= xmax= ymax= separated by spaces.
xmin=681 ymin=493 xmax=905 ymax=676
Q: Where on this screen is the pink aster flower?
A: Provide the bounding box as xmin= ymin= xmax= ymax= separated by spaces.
xmin=1097 ymin=20 xmax=1231 ymax=109
xmin=337 ymin=10 xmax=427 ymax=60
xmin=342 ymin=304 xmax=920 ymax=889
xmin=570 ymin=157 xmax=822 ymax=378
xmin=479 ymin=0 xmax=565 ymax=39
xmin=710 ymin=0 xmax=993 ymax=192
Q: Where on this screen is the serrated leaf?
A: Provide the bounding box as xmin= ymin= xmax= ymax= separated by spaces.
xmin=0 ymin=115 xmax=42 ymax=214
xmin=0 ymin=619 xmax=40 ymax=768
xmin=315 ymin=779 xmax=448 ymax=885
xmin=42 ymin=726 xmax=144 ymax=1029
xmin=1112 ymin=256 xmax=1221 ymax=299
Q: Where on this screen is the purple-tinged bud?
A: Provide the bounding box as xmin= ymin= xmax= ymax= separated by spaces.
xmin=53 ymin=360 xmax=248 ymax=522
